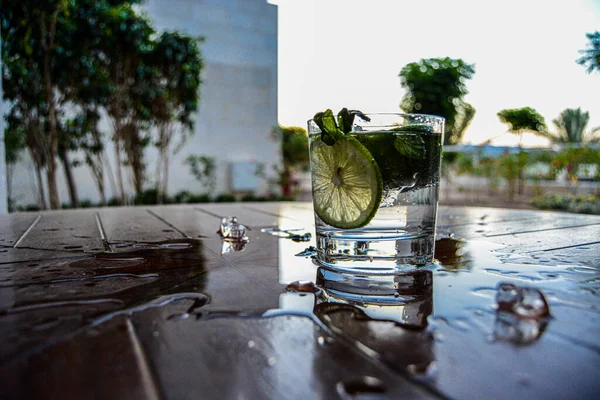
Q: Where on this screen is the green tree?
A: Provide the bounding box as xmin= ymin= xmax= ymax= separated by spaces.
xmin=498 ymin=151 xmax=529 ymax=201
xmin=270 ymin=125 xmax=309 ymax=197
xmin=185 ymin=155 xmax=216 ymax=193
xmin=64 ymin=110 xmax=111 ymax=205
xmin=497 ymin=107 xmax=547 ymax=142
xmin=150 ymin=31 xmax=204 ymax=203
xmin=399 ymin=57 xmax=476 ymax=145
xmin=546 ymin=108 xmax=600 ymax=143
xmin=1 ymin=42 xmax=49 ymax=210
xmin=577 ymin=31 xmax=600 ymax=73
xmin=2 ymin=0 xmax=141 ymax=208
xmin=497 ymin=107 xmax=546 ymax=194
xmin=3 ymin=114 xmax=26 ymax=209
xmin=98 ymin=4 xmax=155 ymax=202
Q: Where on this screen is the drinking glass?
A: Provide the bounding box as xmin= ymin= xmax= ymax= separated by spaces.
xmin=307 ymin=112 xmax=444 ymax=278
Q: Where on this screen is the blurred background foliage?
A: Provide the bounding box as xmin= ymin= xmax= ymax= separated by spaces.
xmin=2 ymin=0 xmax=599 ymax=215
xmin=2 ymin=0 xmax=203 ymax=209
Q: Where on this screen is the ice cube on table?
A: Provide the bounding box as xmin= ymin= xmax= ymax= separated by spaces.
xmin=218 ymin=216 xmax=247 ymax=240
xmin=496 ymin=282 xmax=550 ymax=319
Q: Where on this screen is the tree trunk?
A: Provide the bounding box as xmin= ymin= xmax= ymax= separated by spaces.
xmin=162 ymin=148 xmax=170 ymax=202
xmin=92 ymin=167 xmax=107 ymax=206
xmin=104 ymin=153 xmax=119 ymax=204
xmin=97 ymin=179 xmax=107 ymax=206
xmin=155 ymin=141 xmax=163 ymax=205
xmin=43 ymin=56 xmax=60 ymax=209
xmin=281 ymin=166 xmax=292 ymax=197
xmin=517 ymin=134 xmax=524 ymax=195
xmin=114 ymin=138 xmax=126 ymax=204
xmin=35 ymin=163 xmax=47 ymax=210
xmin=59 ymin=147 xmax=80 ymax=208
xmin=95 ymin=154 xmax=107 ymax=207
xmin=6 ymin=164 xmax=14 ymax=210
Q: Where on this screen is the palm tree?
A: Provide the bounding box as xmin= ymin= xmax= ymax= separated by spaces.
xmin=547 ymin=108 xmax=600 ymax=143
xmin=577 ymin=31 xmax=600 ymax=74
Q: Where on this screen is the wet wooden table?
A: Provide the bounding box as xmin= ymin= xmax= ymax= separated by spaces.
xmin=1 ymin=203 xmax=599 ymax=399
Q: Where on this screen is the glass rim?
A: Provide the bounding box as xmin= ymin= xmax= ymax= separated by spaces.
xmin=307 ymin=112 xmax=445 ymax=125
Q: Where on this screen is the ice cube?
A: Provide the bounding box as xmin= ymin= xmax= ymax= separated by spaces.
xmin=494 ymin=282 xmax=550 ymax=344
xmin=218 ymin=216 xmax=246 ymax=240
xmin=495 ymin=283 xmax=550 ymax=319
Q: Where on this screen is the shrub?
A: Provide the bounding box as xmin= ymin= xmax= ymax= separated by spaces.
xmin=134 ymin=189 xmax=161 ymax=205
xmin=214 ymin=193 xmax=236 ymax=203
xmin=531 ymin=193 xmax=600 ymax=215
xmin=24 ymin=204 xmax=41 ymax=212
xmin=80 ymin=199 xmax=95 ymax=208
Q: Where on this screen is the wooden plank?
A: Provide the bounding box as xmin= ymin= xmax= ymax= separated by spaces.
xmin=0 ymin=213 xmax=40 ymax=247
xmin=0 ymin=247 xmax=90 ymax=266
xmin=426 ymin=315 xmax=600 ymax=400
xmin=436 ymin=207 xmax=599 ymax=239
xmin=198 ymin=266 xmax=281 ymax=313
xmin=197 ymin=203 xmax=279 ymax=228
xmin=130 ymin=308 xmax=437 ymax=399
xmin=484 ymin=225 xmax=600 ymax=253
xmin=0 ymin=296 xmax=124 ymax=364
xmin=15 ymin=210 xmax=105 ymax=253
xmin=241 ymin=202 xmax=315 ymax=228
xmin=0 ymin=255 xmax=218 ymax=365
xmin=502 ymin=242 xmax=600 ymax=267
xmin=0 ymin=204 xmax=598 ymax=399
xmin=97 ymin=207 xmax=185 ymax=244
xmin=145 ymin=205 xmax=230 ymax=259
xmin=0 ymin=315 xmax=159 ymax=400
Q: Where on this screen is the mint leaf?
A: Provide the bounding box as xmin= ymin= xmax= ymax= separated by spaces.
xmin=394 ymin=134 xmax=425 ymax=158
xmin=314 ymin=109 xmax=342 ymax=145
xmin=337 ymin=108 xmax=371 ymax=133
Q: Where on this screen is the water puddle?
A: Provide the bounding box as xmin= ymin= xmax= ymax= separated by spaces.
xmin=2 ymin=229 xmax=598 ymax=397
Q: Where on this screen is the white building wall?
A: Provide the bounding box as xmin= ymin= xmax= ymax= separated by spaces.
xmin=9 ymin=0 xmax=279 ymax=207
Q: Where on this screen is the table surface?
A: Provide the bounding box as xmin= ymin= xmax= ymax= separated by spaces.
xmin=0 ymin=203 xmax=599 ymax=399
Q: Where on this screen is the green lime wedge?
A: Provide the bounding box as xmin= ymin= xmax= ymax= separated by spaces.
xmin=310 ymin=136 xmax=383 ymax=229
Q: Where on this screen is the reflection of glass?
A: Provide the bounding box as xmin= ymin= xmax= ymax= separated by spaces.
xmin=315 ymin=267 xmax=433 ymax=329
xmin=308 ymin=113 xmax=444 ymax=274
xmin=434 ymin=237 xmax=469 ymax=269
xmin=312 ymin=269 xmax=435 ymax=374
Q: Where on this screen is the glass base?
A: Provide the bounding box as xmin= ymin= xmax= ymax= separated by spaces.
xmin=314 ymin=267 xmax=433 ymax=328
xmin=315 ymin=265 xmax=433 ymax=296
xmin=315 ymin=233 xmax=434 ymax=274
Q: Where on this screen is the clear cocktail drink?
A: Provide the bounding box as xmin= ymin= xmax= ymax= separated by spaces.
xmin=308 ymin=111 xmax=444 ymax=276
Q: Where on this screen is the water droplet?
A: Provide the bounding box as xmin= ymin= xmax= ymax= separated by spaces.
xmin=317 ymin=336 xmax=334 ymax=347
xmin=267 ymin=357 xmax=276 ymax=366
xmin=248 ymin=340 xmax=255 ymax=348
xmin=167 ymin=313 xmax=190 ymax=321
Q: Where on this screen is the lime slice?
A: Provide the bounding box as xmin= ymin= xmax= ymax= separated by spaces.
xmin=310 ymin=136 xmax=383 ymax=229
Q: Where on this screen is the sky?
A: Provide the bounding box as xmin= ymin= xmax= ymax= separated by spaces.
xmin=270 ymin=0 xmax=600 ymax=147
